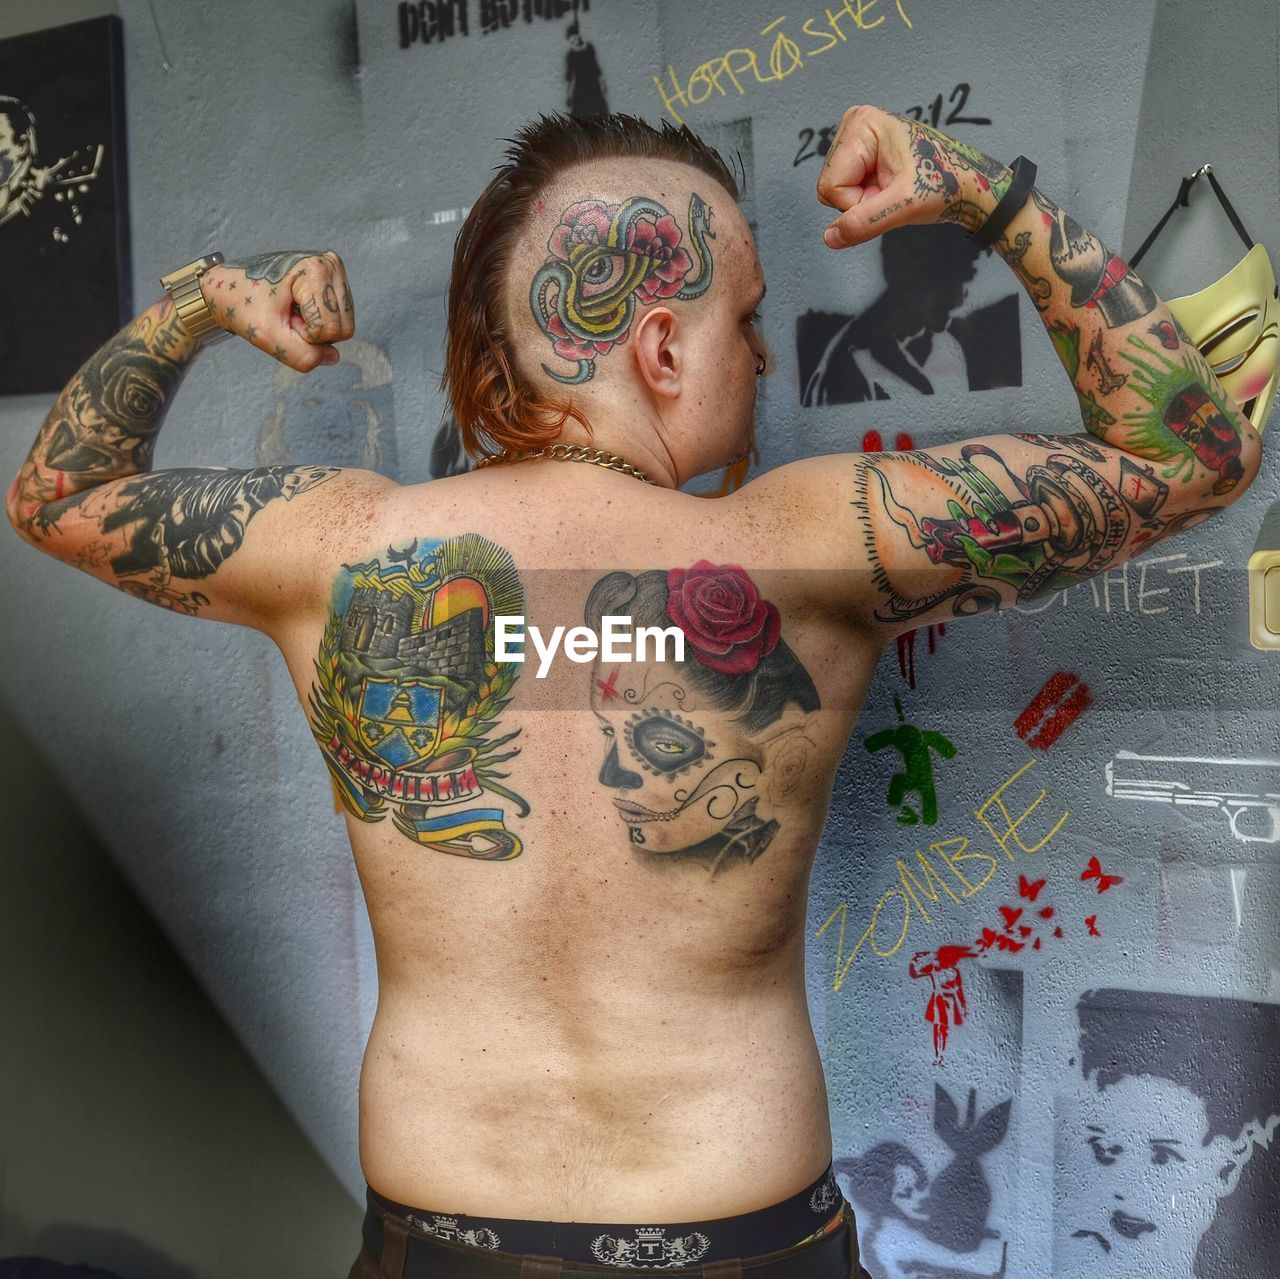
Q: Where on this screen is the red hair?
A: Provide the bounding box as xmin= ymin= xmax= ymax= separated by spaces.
xmin=443 ymin=113 xmax=741 ymax=459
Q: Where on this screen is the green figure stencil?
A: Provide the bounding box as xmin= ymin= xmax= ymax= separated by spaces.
xmin=865 ymin=696 xmax=958 ymax=825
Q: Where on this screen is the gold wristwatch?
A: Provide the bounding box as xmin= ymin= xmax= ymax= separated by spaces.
xmin=159 ymin=253 xmax=231 ymax=345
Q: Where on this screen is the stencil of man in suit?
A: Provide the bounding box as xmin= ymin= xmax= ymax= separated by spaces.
xmin=798 ymin=224 xmax=1021 ymax=406
xmin=564 ymin=20 xmax=608 ymax=116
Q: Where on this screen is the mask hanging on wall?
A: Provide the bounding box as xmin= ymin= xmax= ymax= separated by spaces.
xmin=1129 ymin=164 xmax=1278 ymax=434
xmin=1130 ymin=166 xmax=1280 ymax=650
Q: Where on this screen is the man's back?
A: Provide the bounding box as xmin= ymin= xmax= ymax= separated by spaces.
xmin=7 ymin=104 xmax=1265 ymax=1274
xmin=267 ymin=461 xmax=882 ymax=1218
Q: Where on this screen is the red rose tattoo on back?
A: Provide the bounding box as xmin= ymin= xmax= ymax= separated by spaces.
xmin=531 ymin=193 xmax=716 ymax=384
xmin=666 ymin=561 xmax=781 ymax=675
xmin=586 ymin=563 xmax=820 ymax=877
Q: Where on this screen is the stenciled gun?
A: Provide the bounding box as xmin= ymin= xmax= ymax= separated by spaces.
xmin=1105 ymin=751 xmax=1280 ymax=845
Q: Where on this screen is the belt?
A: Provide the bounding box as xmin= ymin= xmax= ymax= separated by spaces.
xmin=367 ymin=1199 xmax=860 ymax=1279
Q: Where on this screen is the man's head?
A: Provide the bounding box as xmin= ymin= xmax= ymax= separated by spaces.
xmin=1058 ymin=988 xmax=1280 ymax=1276
xmin=444 ymin=113 xmax=767 ymax=484
xmin=879 ymin=225 xmax=982 ymax=335
xmin=0 ymin=97 xmax=35 ymax=187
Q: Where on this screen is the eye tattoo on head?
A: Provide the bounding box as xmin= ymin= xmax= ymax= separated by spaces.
xmin=625 ymin=709 xmax=712 ymax=776
xmin=530 ymin=192 xmax=716 ymax=384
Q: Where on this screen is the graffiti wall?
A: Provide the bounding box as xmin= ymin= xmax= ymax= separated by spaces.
xmin=0 ymin=1 xmax=1276 ymax=1276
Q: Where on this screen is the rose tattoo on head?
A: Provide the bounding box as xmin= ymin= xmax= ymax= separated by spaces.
xmin=530 ymin=191 xmax=716 ymax=384
xmin=588 ymin=563 xmax=820 ymax=877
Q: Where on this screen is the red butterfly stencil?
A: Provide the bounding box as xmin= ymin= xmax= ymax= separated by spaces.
xmin=1018 ymin=875 xmax=1047 ymax=902
xmin=1082 ymin=856 xmax=1124 ymax=892
xmin=998 ymin=905 xmax=1023 ymax=931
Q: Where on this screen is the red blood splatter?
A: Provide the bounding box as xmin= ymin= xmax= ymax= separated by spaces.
xmin=1033 ymin=938 xmax=1042 ymax=950
xmin=898 ymin=624 xmax=946 ymax=690
xmin=1018 ymin=926 xmax=1034 ymax=938
xmin=1018 ymin=875 xmax=1046 ymax=902
xmin=1053 ymin=926 xmax=1064 ymax=939
xmin=1085 ymin=915 xmax=1101 ymax=937
xmin=1082 ymin=855 xmax=1124 ymax=893
xmin=897 ymin=629 xmax=918 ymax=689
xmin=1039 ymin=906 xmax=1055 ymax=919
xmin=862 ymin=430 xmax=883 ymax=452
xmin=895 ymin=432 xmax=915 ymax=451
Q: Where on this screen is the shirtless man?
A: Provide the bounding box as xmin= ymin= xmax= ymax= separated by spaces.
xmin=8 ymin=105 xmax=1262 ymax=1279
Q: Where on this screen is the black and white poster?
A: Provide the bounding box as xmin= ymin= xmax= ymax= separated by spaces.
xmin=1054 ymin=989 xmax=1280 ymax=1278
xmin=0 ymin=17 xmax=129 ymax=396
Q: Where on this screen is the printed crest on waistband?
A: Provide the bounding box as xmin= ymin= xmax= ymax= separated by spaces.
xmin=591 ymin=1226 xmax=712 ymax=1268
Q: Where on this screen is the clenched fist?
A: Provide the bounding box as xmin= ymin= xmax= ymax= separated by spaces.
xmin=816 ymin=105 xmax=1011 ymax=249
xmin=198 ymin=249 xmax=355 ymax=372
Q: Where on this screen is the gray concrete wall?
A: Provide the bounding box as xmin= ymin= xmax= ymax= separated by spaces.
xmin=1 ymin=1 xmax=1277 ymax=1277
xmin=0 ymin=700 xmax=362 ymax=1277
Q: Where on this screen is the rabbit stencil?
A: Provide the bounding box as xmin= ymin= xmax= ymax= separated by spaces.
xmin=914 ymin=1084 xmax=1010 ymax=1252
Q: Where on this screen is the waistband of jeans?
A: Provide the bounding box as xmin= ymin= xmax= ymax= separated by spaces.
xmin=362 ymin=1164 xmax=850 ymax=1273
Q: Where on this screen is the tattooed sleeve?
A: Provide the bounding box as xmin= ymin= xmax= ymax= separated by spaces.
xmin=8 ymin=295 xmax=342 ymax=619
xmin=843 ymin=122 xmax=1260 ymax=628
xmin=21 ymin=465 xmax=339 ymax=616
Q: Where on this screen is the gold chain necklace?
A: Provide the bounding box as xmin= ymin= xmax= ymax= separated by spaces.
xmin=472 ymin=443 xmax=656 ymax=486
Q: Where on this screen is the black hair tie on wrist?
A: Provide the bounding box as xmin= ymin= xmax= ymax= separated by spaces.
xmin=969 ymin=155 xmax=1037 ymax=249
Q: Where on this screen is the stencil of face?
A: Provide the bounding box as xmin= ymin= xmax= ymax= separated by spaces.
xmin=1062 ymin=1076 xmax=1256 ymax=1277
xmin=890 ymin=1162 xmax=929 ymax=1221
xmin=0 ymin=112 xmax=31 ymax=195
xmin=281 ymin=361 xmax=391 ymax=470
xmin=0 ymin=114 xmax=18 ymax=168
xmin=590 ymin=662 xmax=759 ymax=854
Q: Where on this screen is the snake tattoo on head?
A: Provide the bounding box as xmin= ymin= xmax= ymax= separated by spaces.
xmin=530 ymin=192 xmax=716 ymax=384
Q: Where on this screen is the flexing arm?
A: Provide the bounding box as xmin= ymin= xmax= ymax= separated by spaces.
xmin=5 ymin=250 xmax=382 ymax=627
xmin=752 ymin=107 xmax=1262 ymax=633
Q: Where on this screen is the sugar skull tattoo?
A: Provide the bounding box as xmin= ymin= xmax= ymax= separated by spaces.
xmin=588 ymin=562 xmax=820 ymax=878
